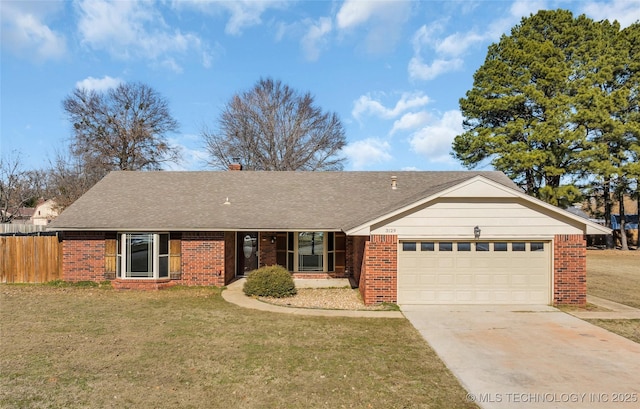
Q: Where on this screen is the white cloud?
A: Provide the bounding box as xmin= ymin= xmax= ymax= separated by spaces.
xmin=222 ymin=0 xmax=284 ymax=35
xmin=411 ymin=22 xmax=445 ymax=53
xmin=408 ymin=57 xmax=463 ymax=81
xmin=343 ymin=138 xmax=392 ymax=170
xmin=301 ymin=17 xmax=332 ymax=61
xmin=390 ymin=111 xmax=431 ymax=135
xmin=0 ymin=1 xmax=67 ymax=61
xmin=174 ymin=0 xmax=288 ymax=35
xmin=336 ymin=0 xmax=379 ymax=29
xmin=161 ymin=58 xmax=183 ymax=74
xmin=436 ymin=32 xmax=485 ymax=57
xmin=336 ymin=0 xmax=412 ymax=54
xmin=75 ymin=75 xmax=122 ymax=91
xmin=409 ymin=110 xmax=463 ymax=163
xmin=165 ymin=136 xmax=209 ymax=171
xmin=581 ymin=0 xmax=640 ymax=28
xmin=75 ymin=0 xmax=209 ymax=70
xmin=408 ymin=0 xmax=548 ymax=82
xmin=352 ymin=92 xmax=430 ymax=121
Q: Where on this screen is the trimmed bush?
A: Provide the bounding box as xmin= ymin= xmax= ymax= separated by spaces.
xmin=243 ymin=265 xmax=297 ymax=298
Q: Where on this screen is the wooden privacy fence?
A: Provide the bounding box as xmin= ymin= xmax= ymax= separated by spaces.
xmin=0 ymin=234 xmax=62 ymax=283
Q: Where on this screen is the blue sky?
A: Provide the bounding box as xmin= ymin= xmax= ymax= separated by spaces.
xmin=2 ymin=0 xmax=639 ymax=172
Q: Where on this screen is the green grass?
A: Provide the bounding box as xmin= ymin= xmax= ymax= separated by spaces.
xmin=0 ymin=285 xmax=477 ymax=409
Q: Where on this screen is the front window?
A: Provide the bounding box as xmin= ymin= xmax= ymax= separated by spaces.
xmin=286 ymin=231 xmax=335 ymax=272
xmin=117 ymin=233 xmax=169 ymax=279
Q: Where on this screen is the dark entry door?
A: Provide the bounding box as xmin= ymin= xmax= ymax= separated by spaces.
xmin=237 ymin=232 xmax=258 ymax=276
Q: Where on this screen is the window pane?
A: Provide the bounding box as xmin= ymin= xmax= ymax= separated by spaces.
xmin=116 ymin=254 xmax=122 ymax=278
xmin=298 ymin=232 xmax=323 ymax=255
xmin=287 ymin=252 xmax=294 ymax=272
xmin=159 ymin=234 xmax=169 ymax=255
xmin=328 ymin=232 xmax=334 ymax=251
xmin=457 ymin=242 xmax=471 ymax=251
xmin=159 ymin=255 xmax=169 ymax=278
xmin=328 ymin=253 xmax=334 ymax=272
xmin=512 ymin=242 xmax=526 ymax=251
xmin=530 ymin=242 xmax=545 ymax=251
xmin=421 ymin=242 xmax=434 ymax=251
xmin=494 ymin=242 xmax=507 ymax=251
xmin=288 ymin=232 xmax=294 ymax=251
xmin=476 ymin=242 xmax=490 ymax=251
xmin=298 ymin=232 xmax=323 ymax=271
xmin=439 ymin=242 xmax=453 ymax=251
xmin=402 ymin=242 xmax=417 ymax=251
xmin=126 ymin=233 xmax=153 ymax=277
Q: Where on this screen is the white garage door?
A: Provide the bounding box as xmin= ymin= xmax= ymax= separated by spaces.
xmin=398 ymin=241 xmax=550 ymax=304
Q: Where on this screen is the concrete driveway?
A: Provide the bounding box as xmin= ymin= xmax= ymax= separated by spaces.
xmin=402 ymin=305 xmax=640 ymax=409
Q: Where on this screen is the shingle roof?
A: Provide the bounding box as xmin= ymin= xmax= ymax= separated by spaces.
xmin=49 ymin=171 xmax=520 ymax=231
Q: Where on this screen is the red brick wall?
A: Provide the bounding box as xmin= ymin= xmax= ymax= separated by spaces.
xmin=180 ymin=232 xmax=226 ymax=287
xmin=359 ymin=235 xmax=397 ymax=305
xmin=347 ymin=236 xmax=366 ymax=283
xmin=62 ymin=232 xmax=106 ymax=282
xmin=224 ymin=232 xmax=236 ymax=285
xmin=553 ymin=234 xmax=587 ymax=306
xmin=259 ymin=232 xmax=278 ymax=268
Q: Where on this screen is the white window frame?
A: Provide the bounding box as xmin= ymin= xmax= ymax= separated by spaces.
xmin=118 ymin=233 xmax=169 ymax=279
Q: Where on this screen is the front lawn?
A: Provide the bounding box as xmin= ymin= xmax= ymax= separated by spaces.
xmin=587 ymin=250 xmax=640 ymax=308
xmin=585 ymin=319 xmax=640 ymax=344
xmin=586 ymin=250 xmax=640 ymax=343
xmin=0 ymin=285 xmax=477 ymax=409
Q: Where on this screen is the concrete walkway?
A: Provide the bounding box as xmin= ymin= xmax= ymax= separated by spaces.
xmin=221 ymin=278 xmax=403 ymax=318
xmin=403 ymin=304 xmax=640 ymax=409
xmin=568 ymin=296 xmax=640 ymax=319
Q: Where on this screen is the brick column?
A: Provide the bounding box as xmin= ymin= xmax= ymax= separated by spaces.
xmin=181 ymin=232 xmax=226 ymax=286
xmin=360 ymin=235 xmax=397 ymax=305
xmin=258 ymin=232 xmax=278 ymax=267
xmin=553 ymin=234 xmax=586 ymax=306
xmin=62 ymin=232 xmax=106 ymax=282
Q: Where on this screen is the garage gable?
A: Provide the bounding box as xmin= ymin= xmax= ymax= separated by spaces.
xmin=348 ymin=176 xmax=611 ymax=237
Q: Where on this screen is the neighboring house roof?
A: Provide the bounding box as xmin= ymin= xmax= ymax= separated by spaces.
xmin=565 ymin=206 xmax=590 ymax=220
xmin=611 ymin=214 xmax=639 ymax=230
xmin=49 ymin=170 xmax=519 ymax=232
xmin=14 ymin=207 xmax=36 ymax=219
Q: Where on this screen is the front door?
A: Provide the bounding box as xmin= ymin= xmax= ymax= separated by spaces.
xmin=237 ymin=232 xmax=258 ymax=276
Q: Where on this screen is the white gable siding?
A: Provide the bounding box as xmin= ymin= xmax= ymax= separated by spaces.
xmin=371 ymin=199 xmax=585 ymax=238
xmin=440 ymin=178 xmax=520 ymax=198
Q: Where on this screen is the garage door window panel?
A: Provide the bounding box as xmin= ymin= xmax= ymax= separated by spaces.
xmin=494 ymin=242 xmax=508 ymax=251
xmin=439 ymin=242 xmax=453 ymax=251
xmin=421 ymin=242 xmax=435 ymax=251
xmin=530 ymin=242 xmax=545 ymax=251
xmin=402 ymin=242 xmax=417 ymax=251
xmin=512 ymin=242 xmax=526 ymax=251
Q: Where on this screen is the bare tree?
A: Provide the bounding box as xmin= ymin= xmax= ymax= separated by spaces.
xmin=202 ymin=78 xmax=346 ymax=171
xmin=0 ymin=153 xmax=34 ymax=223
xmin=43 ymin=152 xmax=103 ymax=211
xmin=63 ymin=82 xmax=180 ymax=177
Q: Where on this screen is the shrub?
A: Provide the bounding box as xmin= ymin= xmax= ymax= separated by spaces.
xmin=243 ymin=265 xmax=297 ymax=298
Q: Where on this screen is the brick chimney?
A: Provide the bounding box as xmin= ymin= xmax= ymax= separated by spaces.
xmin=228 ymin=158 xmax=242 ymax=171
